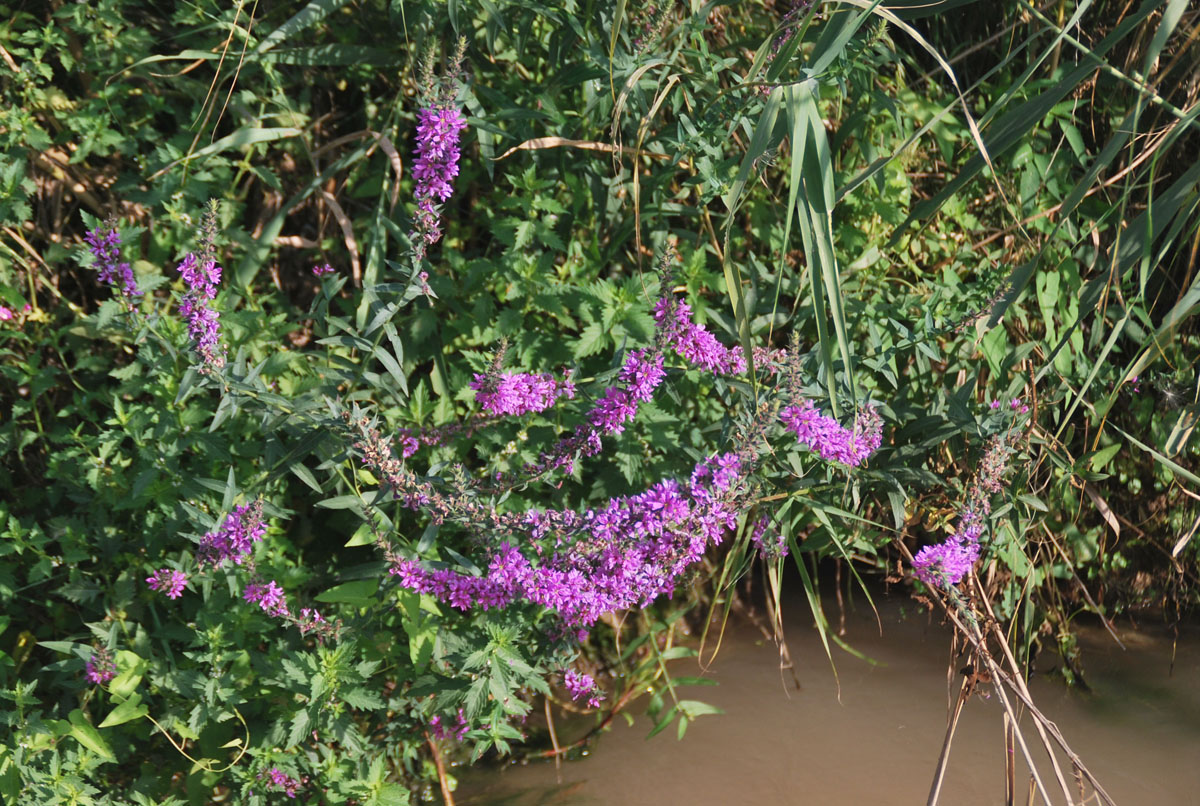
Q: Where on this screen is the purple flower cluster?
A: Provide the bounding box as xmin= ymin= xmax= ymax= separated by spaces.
xmin=259 ymin=768 xmax=303 ymax=799
xmin=429 ymin=709 xmax=470 ymax=741
xmin=912 ymin=533 xmax=981 ymax=588
xmin=563 ymin=669 xmax=605 ymax=708
xmin=244 ymin=580 xmax=289 ymax=618
xmin=176 ymin=252 xmax=224 ymax=371
xmin=585 ymin=349 xmax=666 ymax=439
xmin=196 ymin=502 xmax=267 ymax=568
xmin=750 ymin=517 xmax=788 ymax=560
xmin=85 ymin=648 xmax=116 ymax=685
xmin=312 ymin=263 xmax=335 ymax=277
xmin=470 ymin=370 xmax=576 ymax=417
xmin=779 ymin=399 xmax=882 ymax=467
xmin=146 ymin=568 xmax=189 ymax=599
xmin=410 ymin=104 xmax=468 ymax=255
xmin=989 ymin=397 xmax=1030 ymax=414
xmin=388 ymin=453 xmax=747 ymax=627
xmin=653 ymin=298 xmax=747 ymax=375
xmin=913 ymin=433 xmax=1018 ymax=587
xmin=85 ymin=225 xmax=140 ymax=300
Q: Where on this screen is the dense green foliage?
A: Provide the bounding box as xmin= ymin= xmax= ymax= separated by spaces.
xmin=0 ymin=0 xmax=1197 ymax=803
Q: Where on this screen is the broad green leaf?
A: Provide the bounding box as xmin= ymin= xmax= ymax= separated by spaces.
xmin=68 ymin=709 xmax=115 ymax=761
xmin=99 ymin=694 xmax=148 ymax=728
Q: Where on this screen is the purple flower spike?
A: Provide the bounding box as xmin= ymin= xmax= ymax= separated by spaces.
xmin=410 ymin=103 xmax=468 ymax=257
xmin=913 ymin=434 xmax=1018 ymax=589
xmin=653 ymin=298 xmax=746 ymax=375
xmin=85 ymin=648 xmax=116 ymax=685
xmin=780 ymin=400 xmax=882 ymax=467
xmin=146 ymin=568 xmax=189 ymax=599
xmin=912 ymin=538 xmax=981 ymax=587
xmin=85 ymin=225 xmax=140 ymax=300
xmin=470 ymin=370 xmax=576 ymax=417
xmin=176 ymin=252 xmax=225 ymax=371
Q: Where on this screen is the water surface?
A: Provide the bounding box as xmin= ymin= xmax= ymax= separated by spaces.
xmin=459 ymin=598 xmax=1200 ymax=805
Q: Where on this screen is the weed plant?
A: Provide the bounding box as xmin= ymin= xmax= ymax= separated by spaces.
xmin=0 ymin=0 xmax=1197 ymax=803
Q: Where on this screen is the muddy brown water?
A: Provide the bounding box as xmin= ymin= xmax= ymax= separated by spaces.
xmin=457 ymin=597 xmax=1200 ymax=805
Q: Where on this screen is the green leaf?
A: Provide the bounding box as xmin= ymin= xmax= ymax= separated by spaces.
xmin=344 ymin=522 xmax=376 ymax=547
xmin=314 ymin=579 xmax=379 ymax=606
xmin=68 ymin=709 xmax=115 ymax=761
xmin=99 ymin=694 xmax=148 ymax=728
xmin=1087 ymin=444 xmax=1122 ymax=472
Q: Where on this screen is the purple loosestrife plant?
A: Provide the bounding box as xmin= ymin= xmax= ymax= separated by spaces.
xmin=779 ymin=399 xmax=883 ymax=467
xmin=85 ymin=223 xmax=140 ymax=301
xmin=470 ymin=369 xmax=576 ymax=417
xmin=563 ymin=669 xmax=605 ymax=708
xmin=409 ymin=41 xmax=469 ymax=259
xmin=176 ymin=252 xmax=225 ymax=372
xmin=146 ymin=568 xmax=188 ymax=599
xmin=197 ymin=501 xmax=267 ymax=568
xmin=913 ymin=421 xmax=1023 ymax=587
xmin=384 ymin=451 xmax=749 ymax=627
xmin=85 ymin=647 xmax=116 ymax=685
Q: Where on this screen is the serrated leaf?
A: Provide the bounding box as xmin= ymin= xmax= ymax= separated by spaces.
xmin=341 ymin=686 xmax=385 ymax=710
xmin=573 ymin=321 xmax=607 ymax=358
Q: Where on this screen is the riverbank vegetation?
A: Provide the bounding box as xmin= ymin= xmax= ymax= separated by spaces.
xmin=0 ymin=0 xmax=1197 ymax=802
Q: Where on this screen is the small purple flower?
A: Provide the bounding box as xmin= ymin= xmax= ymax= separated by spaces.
xmin=0 ymin=306 xmax=11 ymax=321
xmin=312 ymin=263 xmax=335 ymax=277
xmin=750 ymin=517 xmax=788 ymax=560
xmin=176 ymin=252 xmax=224 ymax=371
xmin=259 ymin=768 xmax=303 ymax=798
xmin=85 ymin=225 xmax=141 ymax=300
xmin=564 ymin=669 xmax=605 ymax=708
xmin=244 ymin=580 xmax=289 ymax=618
xmin=85 ymin=648 xmax=116 ymax=685
xmin=146 ymin=568 xmax=189 ymax=599
xmin=430 ymin=709 xmax=470 ymax=741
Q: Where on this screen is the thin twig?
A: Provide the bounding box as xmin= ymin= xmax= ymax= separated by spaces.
xmin=424 ymin=731 xmax=455 ymax=806
xmin=545 ymin=697 xmax=562 ymax=781
xmin=927 ymin=676 xmax=969 ymax=806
